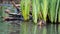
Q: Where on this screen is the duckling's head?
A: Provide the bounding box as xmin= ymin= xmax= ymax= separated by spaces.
xmin=38 ymin=20 xmax=46 ymax=26
xmin=38 ymin=21 xmax=42 ymax=26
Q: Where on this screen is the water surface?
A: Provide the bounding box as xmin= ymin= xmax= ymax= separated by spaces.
xmin=0 ymin=21 xmax=60 ymax=34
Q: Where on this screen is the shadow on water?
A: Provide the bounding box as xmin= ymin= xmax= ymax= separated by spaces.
xmin=0 ymin=21 xmax=60 ymax=34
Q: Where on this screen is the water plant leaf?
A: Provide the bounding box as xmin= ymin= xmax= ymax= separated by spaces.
xmin=58 ymin=7 xmax=60 ymax=22
xmin=42 ymin=0 xmax=48 ymax=22
xmin=21 ymin=0 xmax=31 ymax=21
xmin=55 ymin=0 xmax=59 ymax=22
xmin=32 ymin=0 xmax=40 ymax=23
xmin=49 ymin=0 xmax=56 ymax=23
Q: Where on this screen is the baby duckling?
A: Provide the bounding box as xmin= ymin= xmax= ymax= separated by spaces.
xmin=38 ymin=20 xmax=46 ymax=26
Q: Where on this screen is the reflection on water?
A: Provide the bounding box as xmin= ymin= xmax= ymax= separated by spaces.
xmin=0 ymin=21 xmax=60 ymax=34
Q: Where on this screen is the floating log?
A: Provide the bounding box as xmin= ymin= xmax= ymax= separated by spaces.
xmin=4 ymin=18 xmax=24 ymax=21
xmin=9 ymin=13 xmax=23 ymax=18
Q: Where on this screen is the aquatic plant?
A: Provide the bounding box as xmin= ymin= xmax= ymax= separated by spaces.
xmin=58 ymin=6 xmax=60 ymax=22
xmin=32 ymin=0 xmax=40 ymax=23
xmin=55 ymin=0 xmax=59 ymax=22
xmin=58 ymin=0 xmax=60 ymax=23
xmin=49 ymin=0 xmax=56 ymax=23
xmin=42 ymin=0 xmax=48 ymax=22
xmin=21 ymin=0 xmax=31 ymax=21
xmin=1 ymin=0 xmax=60 ymax=23
xmin=20 ymin=0 xmax=60 ymax=23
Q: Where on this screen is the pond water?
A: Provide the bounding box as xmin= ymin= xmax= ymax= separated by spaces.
xmin=0 ymin=21 xmax=60 ymax=34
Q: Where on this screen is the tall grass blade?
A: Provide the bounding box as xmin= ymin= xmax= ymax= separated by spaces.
xmin=55 ymin=0 xmax=59 ymax=22
xmin=42 ymin=0 xmax=48 ymax=22
xmin=25 ymin=0 xmax=31 ymax=20
xmin=21 ymin=0 xmax=31 ymax=21
xmin=58 ymin=7 xmax=60 ymax=22
xmin=49 ymin=0 xmax=56 ymax=23
xmin=36 ymin=0 xmax=41 ymax=19
xmin=58 ymin=0 xmax=60 ymax=22
xmin=32 ymin=0 xmax=40 ymax=23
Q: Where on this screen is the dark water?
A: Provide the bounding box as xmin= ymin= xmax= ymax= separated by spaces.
xmin=0 ymin=21 xmax=60 ymax=34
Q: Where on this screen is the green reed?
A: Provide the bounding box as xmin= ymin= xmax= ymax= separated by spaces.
xmin=21 ymin=0 xmax=31 ymax=21
xmin=49 ymin=0 xmax=56 ymax=23
xmin=32 ymin=0 xmax=40 ymax=23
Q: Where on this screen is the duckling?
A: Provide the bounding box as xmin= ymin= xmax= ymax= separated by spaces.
xmin=38 ymin=20 xmax=46 ymax=26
